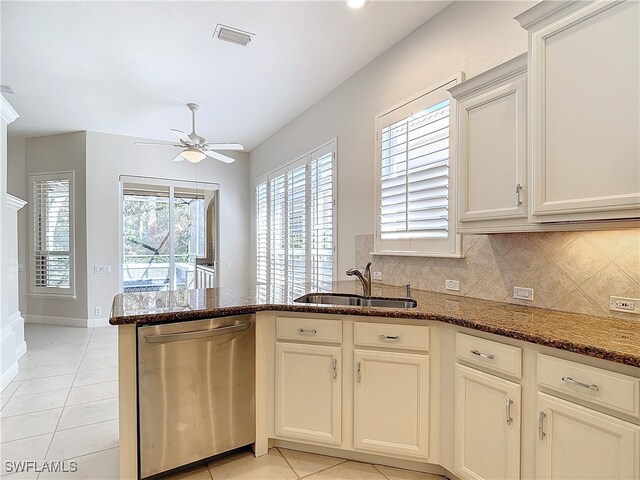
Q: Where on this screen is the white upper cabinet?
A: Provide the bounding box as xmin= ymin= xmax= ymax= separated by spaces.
xmin=516 ymin=0 xmax=640 ymax=222
xmin=450 ymin=55 xmax=528 ymax=233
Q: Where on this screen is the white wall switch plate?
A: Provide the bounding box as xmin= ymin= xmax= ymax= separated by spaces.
xmin=226 ymin=262 xmax=232 ymax=268
xmin=513 ymin=287 xmax=534 ymax=301
xmin=610 ymin=296 xmax=640 ymax=315
xmin=94 ymin=265 xmax=111 ymax=274
xmin=373 ymin=271 xmax=382 ymax=281
xmin=95 ymin=307 xmax=102 ymax=316
xmin=445 ymin=279 xmax=460 ymax=291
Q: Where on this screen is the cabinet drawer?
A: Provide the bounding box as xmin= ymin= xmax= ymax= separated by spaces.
xmin=354 ymin=323 xmax=429 ymax=352
xmin=537 ymin=354 xmax=640 ymax=418
xmin=276 ymin=317 xmax=342 ymax=344
xmin=456 ymin=333 xmax=522 ymax=379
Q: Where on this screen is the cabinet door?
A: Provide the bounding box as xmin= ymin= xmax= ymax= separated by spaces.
xmin=276 ymin=343 xmax=341 ymax=445
xmin=354 ymin=349 xmax=429 ymax=458
xmin=524 ymin=0 xmax=640 ymax=221
xmin=455 ymin=364 xmax=521 ymax=480
xmin=537 ymin=393 xmax=640 ymax=480
xmin=458 ymin=71 xmax=527 ymax=224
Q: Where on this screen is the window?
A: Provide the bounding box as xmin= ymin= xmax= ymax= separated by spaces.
xmin=255 ymin=141 xmax=336 ymax=298
xmin=375 ymin=76 xmax=462 ymax=257
xmin=30 ymin=171 xmax=75 ymax=296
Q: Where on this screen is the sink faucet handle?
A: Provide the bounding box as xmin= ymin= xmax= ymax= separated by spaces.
xmin=404 ymin=283 xmax=412 ymax=298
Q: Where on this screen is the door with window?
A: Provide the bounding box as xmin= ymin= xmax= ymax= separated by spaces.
xmin=120 ymin=177 xmax=218 ymax=293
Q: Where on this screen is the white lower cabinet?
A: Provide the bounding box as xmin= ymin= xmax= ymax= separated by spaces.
xmin=455 ymin=364 xmax=521 ymax=480
xmin=536 ymin=392 xmax=640 ymax=480
xmin=354 ymin=349 xmax=429 ymax=458
xmin=275 ymin=342 xmax=342 ymax=445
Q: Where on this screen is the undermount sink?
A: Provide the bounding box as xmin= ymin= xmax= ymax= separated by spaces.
xmin=294 ymin=293 xmax=417 ymax=309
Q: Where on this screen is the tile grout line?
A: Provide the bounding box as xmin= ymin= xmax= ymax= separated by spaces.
xmin=274 ymin=447 xmax=301 ymax=479
xmin=372 ymin=464 xmax=391 ymax=480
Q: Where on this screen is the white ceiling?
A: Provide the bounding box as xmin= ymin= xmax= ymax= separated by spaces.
xmin=1 ymin=1 xmax=451 ymax=150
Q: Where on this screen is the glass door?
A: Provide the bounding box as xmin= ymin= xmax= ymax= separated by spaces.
xmin=120 ymin=177 xmax=218 ymax=293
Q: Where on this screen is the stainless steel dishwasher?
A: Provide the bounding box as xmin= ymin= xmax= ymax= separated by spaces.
xmin=137 ymin=315 xmax=255 ymax=478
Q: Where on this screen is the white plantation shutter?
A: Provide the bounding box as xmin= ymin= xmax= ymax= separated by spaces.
xmin=310 ymin=147 xmax=334 ymax=291
xmin=255 ymin=180 xmax=268 ymax=284
xmin=30 ymin=172 xmax=75 ymax=295
xmin=269 ymin=172 xmax=287 ymax=299
xmin=287 ymin=162 xmax=307 ymax=297
xmin=376 ymin=77 xmax=462 ymax=256
xmin=255 ymin=141 xmax=336 ymax=297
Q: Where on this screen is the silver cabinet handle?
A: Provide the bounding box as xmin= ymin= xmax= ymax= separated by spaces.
xmin=506 ymin=397 xmax=513 ymax=425
xmin=297 ymin=328 xmax=317 ymax=335
xmin=379 ymin=335 xmax=401 ymax=341
xmin=470 ymin=349 xmax=495 ymax=360
xmin=538 ymin=411 xmax=546 ymax=440
xmin=515 ymin=183 xmax=522 ymax=206
xmin=144 ymin=322 xmax=252 ymax=343
xmin=356 ymin=362 xmax=362 ymax=383
xmin=561 ymin=376 xmax=599 ymax=391
xmin=332 ymin=358 xmax=337 ymax=381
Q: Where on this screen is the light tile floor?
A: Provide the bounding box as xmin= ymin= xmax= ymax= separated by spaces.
xmin=1 ymin=325 xmax=444 ymax=480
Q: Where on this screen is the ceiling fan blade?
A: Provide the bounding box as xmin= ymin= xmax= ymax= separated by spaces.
xmin=202 ymin=149 xmax=236 ymax=164
xmin=203 ymin=143 xmax=244 ymax=151
xmin=172 ymin=151 xmax=185 ymax=162
xmin=135 ymin=141 xmax=183 ymax=147
xmin=170 ymin=129 xmax=192 ymax=144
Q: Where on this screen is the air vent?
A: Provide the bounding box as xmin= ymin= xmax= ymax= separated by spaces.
xmin=214 ymin=24 xmax=254 ymax=46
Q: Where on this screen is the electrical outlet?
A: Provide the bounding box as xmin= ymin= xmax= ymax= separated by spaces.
xmin=610 ymin=296 xmax=640 ymax=315
xmin=94 ymin=265 xmax=112 ymax=274
xmin=95 ymin=307 xmax=102 ymax=316
xmin=445 ymin=279 xmax=460 ymax=291
xmin=373 ymin=271 xmax=382 ymax=281
xmin=513 ymin=287 xmax=534 ymax=301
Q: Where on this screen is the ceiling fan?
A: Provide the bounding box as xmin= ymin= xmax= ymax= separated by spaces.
xmin=135 ymin=103 xmax=243 ymax=164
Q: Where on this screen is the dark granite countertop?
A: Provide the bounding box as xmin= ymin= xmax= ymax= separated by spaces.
xmin=110 ymin=281 xmax=640 ymax=367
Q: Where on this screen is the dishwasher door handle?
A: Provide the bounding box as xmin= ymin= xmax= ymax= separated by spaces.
xmin=144 ymin=322 xmax=253 ymax=343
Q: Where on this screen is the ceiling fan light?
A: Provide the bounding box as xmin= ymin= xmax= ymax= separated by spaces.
xmin=181 ymin=148 xmax=206 ymax=163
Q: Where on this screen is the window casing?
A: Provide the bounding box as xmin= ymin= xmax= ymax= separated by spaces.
xmin=375 ymin=76 xmax=463 ymax=257
xmin=255 ymin=141 xmax=336 ymax=299
xmin=30 ymin=171 xmax=75 ymax=296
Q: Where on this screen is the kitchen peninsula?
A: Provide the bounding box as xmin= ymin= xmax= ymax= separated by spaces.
xmin=111 ymin=282 xmax=640 ymax=480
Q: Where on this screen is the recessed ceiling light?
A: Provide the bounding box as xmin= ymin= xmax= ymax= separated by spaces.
xmin=214 ymin=24 xmax=254 ymax=47
xmin=347 ymin=0 xmax=366 ymax=9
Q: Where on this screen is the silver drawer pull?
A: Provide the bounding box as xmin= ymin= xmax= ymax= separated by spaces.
xmin=505 ymin=397 xmax=513 ymax=425
xmin=379 ymin=335 xmax=401 ymax=341
xmin=471 ymin=349 xmax=495 ymax=360
xmin=297 ymin=328 xmax=317 ymax=335
xmin=562 ymin=376 xmax=599 ymax=392
xmin=538 ymin=411 xmax=546 ymax=440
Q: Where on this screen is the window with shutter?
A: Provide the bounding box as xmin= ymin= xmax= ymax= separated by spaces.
xmin=254 ymin=140 xmax=336 ymax=298
xmin=375 ymin=76 xmax=462 ymax=257
xmin=30 ymin=171 xmax=75 ymax=296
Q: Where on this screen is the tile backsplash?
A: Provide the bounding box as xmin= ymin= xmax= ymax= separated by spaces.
xmin=355 ymin=229 xmax=640 ymax=319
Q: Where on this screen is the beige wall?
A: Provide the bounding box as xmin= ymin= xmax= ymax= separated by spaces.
xmin=24 ymin=132 xmax=89 ymax=321
xmin=249 ymin=1 xmax=536 ymax=279
xmin=85 ymin=132 xmax=250 ymax=321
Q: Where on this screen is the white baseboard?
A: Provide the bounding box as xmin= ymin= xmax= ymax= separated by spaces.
xmin=87 ymin=318 xmax=111 ymax=328
xmin=15 ymin=340 xmax=27 ymax=360
xmin=0 ymin=362 xmax=18 ymax=391
xmin=26 ymin=315 xmax=110 ymax=328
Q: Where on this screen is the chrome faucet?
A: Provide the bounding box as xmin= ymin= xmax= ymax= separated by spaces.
xmin=347 ymin=262 xmax=372 ymax=297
